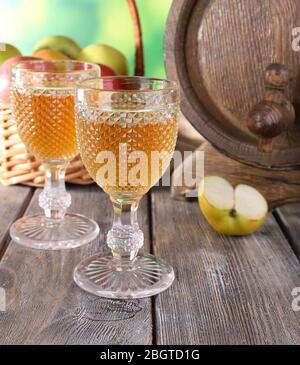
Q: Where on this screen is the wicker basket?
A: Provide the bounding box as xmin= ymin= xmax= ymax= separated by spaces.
xmin=0 ymin=0 xmax=144 ymax=187
xmin=0 ymin=103 xmax=94 ymax=186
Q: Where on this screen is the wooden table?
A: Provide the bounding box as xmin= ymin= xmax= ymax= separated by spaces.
xmin=0 ymin=184 xmax=299 ymax=345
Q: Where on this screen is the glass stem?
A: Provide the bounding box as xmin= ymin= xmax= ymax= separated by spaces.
xmin=39 ymin=162 xmax=71 ymax=222
xmin=107 ymin=199 xmax=144 ymax=262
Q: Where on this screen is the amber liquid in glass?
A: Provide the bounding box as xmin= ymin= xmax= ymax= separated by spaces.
xmin=13 ymin=88 xmax=77 ymax=161
xmin=77 ymin=109 xmax=178 ymax=199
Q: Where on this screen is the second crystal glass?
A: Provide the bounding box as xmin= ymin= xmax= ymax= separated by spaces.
xmin=74 ymin=76 xmax=179 ymax=298
xmin=10 ymin=60 xmax=100 ymax=250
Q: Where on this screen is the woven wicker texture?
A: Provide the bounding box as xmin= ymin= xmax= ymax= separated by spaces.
xmin=0 ymin=103 xmax=93 ymax=186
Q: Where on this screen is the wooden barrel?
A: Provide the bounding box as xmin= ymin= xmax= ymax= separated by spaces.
xmin=165 ymin=0 xmax=300 ymax=168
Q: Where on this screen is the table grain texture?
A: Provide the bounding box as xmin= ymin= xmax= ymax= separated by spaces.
xmin=0 ymin=185 xmax=299 ymax=345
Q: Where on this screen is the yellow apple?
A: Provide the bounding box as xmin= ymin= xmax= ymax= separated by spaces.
xmin=0 ymin=43 xmax=22 ymax=64
xmin=33 ymin=35 xmax=81 ymax=59
xmin=77 ymin=44 xmax=129 ymax=75
xmin=198 ymin=176 xmax=268 ymax=236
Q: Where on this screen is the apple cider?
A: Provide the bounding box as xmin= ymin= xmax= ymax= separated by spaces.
xmin=13 ymin=88 xmax=77 ymax=162
xmin=76 ymin=108 xmax=178 ymax=199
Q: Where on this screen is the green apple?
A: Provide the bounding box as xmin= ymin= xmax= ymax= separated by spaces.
xmin=198 ymin=176 xmax=268 ymax=236
xmin=0 ymin=43 xmax=22 ymax=64
xmin=33 ymin=35 xmax=81 ymax=59
xmin=77 ymin=44 xmax=129 ymax=75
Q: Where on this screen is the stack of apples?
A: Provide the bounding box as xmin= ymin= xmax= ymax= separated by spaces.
xmin=0 ymin=35 xmax=129 ymax=104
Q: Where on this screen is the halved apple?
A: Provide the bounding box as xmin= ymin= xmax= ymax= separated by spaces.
xmin=198 ymin=176 xmax=268 ymax=236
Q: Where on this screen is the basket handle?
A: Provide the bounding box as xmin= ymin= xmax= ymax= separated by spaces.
xmin=127 ymin=0 xmax=144 ymax=76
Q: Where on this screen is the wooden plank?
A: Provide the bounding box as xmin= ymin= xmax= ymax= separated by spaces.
xmin=275 ymin=204 xmax=300 ymax=261
xmin=152 ymin=188 xmax=300 ymax=345
xmin=0 ymin=185 xmax=33 ymax=257
xmin=0 ymin=185 xmax=152 ymax=345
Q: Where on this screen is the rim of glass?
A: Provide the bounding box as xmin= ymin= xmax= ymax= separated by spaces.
xmin=12 ymin=60 xmax=100 ymax=74
xmin=77 ymin=76 xmax=179 ymax=93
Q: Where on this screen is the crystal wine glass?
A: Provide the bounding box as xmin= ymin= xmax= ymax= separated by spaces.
xmin=10 ymin=60 xmax=100 ymax=250
xmin=74 ymin=76 xmax=179 ymax=298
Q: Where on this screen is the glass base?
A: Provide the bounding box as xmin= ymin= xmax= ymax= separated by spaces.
xmin=10 ymin=213 xmax=99 ymax=250
xmin=74 ymin=252 xmax=174 ymax=299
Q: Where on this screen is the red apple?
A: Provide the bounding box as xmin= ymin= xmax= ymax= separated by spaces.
xmin=99 ymin=64 xmax=116 ymax=76
xmin=71 ymin=62 xmax=114 ymax=76
xmin=0 ymin=56 xmax=41 ymax=104
xmin=98 ymin=65 xmax=120 ymax=90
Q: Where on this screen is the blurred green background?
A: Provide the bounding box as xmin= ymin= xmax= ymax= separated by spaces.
xmin=0 ymin=0 xmax=172 ymax=77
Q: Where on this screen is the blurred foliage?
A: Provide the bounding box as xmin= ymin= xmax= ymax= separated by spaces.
xmin=0 ymin=0 xmax=172 ymax=77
